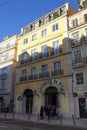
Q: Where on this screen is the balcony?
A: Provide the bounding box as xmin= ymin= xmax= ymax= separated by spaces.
xmin=20 ymin=59 xmax=28 ymax=65
xmin=51 ymin=69 xmax=64 ymax=77
xmin=51 ymin=48 xmax=62 ymax=56
xmin=71 ymin=40 xmax=82 ymax=47
xmin=29 ymin=74 xmax=38 ymax=80
xmin=39 ymin=52 xmax=49 ymax=60
xmin=19 ymin=76 xmax=28 ymax=82
xmin=29 ymin=55 xmax=38 ymax=62
xmin=72 ymin=58 xmax=85 ymax=68
xmin=39 ymin=71 xmax=50 ymax=79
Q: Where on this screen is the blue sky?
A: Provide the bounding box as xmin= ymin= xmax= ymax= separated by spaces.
xmin=0 ymin=0 xmax=78 ymax=41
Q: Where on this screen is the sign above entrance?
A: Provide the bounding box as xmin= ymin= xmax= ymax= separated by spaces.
xmin=38 ymin=78 xmax=66 ymax=96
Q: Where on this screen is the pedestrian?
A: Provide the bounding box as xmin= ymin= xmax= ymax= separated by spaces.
xmin=40 ymin=105 xmax=44 ymax=119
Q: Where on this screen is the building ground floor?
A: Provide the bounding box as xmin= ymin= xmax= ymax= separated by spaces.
xmin=15 ymin=78 xmax=87 ymax=118
xmin=0 ymin=94 xmax=13 ymax=112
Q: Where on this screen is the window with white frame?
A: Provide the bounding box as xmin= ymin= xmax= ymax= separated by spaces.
xmin=41 ymin=29 xmax=47 ymax=37
xmin=32 ymin=34 xmax=37 ymax=41
xmin=72 ymin=32 xmax=80 ymax=45
xmin=23 ymin=38 xmax=28 ymax=45
xmin=52 ymin=23 xmax=58 ymax=32
xmin=76 ymin=72 xmax=84 ymax=85
xmin=74 ymin=50 xmax=82 ymax=64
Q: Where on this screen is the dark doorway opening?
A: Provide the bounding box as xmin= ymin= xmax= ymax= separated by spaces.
xmin=24 ymin=89 xmax=33 ymax=113
xmin=79 ymin=98 xmax=87 ymax=118
xmin=45 ymin=87 xmax=59 ymax=107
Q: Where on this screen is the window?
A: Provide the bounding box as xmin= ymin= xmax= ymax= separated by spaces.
xmin=2 ymin=67 xmax=7 ymax=74
xmin=35 ymin=22 xmax=39 ymax=29
xmin=1 ymin=80 xmax=6 ymax=89
xmin=74 ymin=50 xmax=82 ymax=64
xmin=76 ymin=72 xmax=84 ymax=85
xmin=31 ymin=67 xmax=36 ymax=75
xmin=52 ymin=23 xmax=58 ymax=32
xmin=53 ymin=39 xmax=61 ymax=55
xmin=31 ymin=48 xmax=37 ymax=58
xmin=41 ymin=45 xmax=48 ymax=58
xmin=72 ymin=32 xmax=80 ymax=44
xmin=22 ymin=69 xmax=27 ymax=77
xmin=41 ymin=64 xmax=48 ymax=73
xmin=43 ymin=17 xmax=49 ymax=24
xmin=22 ymin=52 xmax=28 ymax=63
xmin=54 ymin=61 xmax=62 ymax=71
xmin=72 ymin=18 xmax=78 ymax=27
xmin=84 ymin=14 xmax=87 ymax=22
xmin=32 ymin=34 xmax=37 ymax=41
xmin=23 ymin=38 xmax=28 ymax=45
xmin=41 ymin=29 xmax=47 ymax=37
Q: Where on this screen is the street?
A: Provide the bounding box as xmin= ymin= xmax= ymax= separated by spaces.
xmin=0 ymin=118 xmax=86 ymax=130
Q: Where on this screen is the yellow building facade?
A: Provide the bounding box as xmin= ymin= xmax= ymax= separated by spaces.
xmin=15 ymin=3 xmax=76 ymax=117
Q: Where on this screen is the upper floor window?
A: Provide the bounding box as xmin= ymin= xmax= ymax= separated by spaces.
xmin=84 ymin=14 xmax=87 ymax=22
xmin=22 ymin=69 xmax=27 ymax=77
xmin=22 ymin=52 xmax=28 ymax=64
xmin=41 ymin=29 xmax=47 ymax=37
xmin=31 ymin=67 xmax=36 ymax=75
xmin=41 ymin=64 xmax=48 ymax=73
xmin=31 ymin=48 xmax=37 ymax=57
xmin=54 ymin=61 xmax=62 ymax=70
xmin=35 ymin=22 xmax=39 ymax=29
xmin=32 ymin=34 xmax=37 ymax=41
xmin=41 ymin=45 xmax=48 ymax=54
xmin=76 ymin=72 xmax=84 ymax=85
xmin=52 ymin=23 xmax=58 ymax=32
xmin=52 ymin=39 xmax=62 ymax=55
xmin=74 ymin=50 xmax=82 ymax=64
xmin=72 ymin=32 xmax=80 ymax=44
xmin=23 ymin=38 xmax=28 ymax=45
xmin=72 ymin=18 xmax=78 ymax=28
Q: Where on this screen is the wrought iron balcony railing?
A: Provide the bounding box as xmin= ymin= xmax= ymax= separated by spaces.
xmin=39 ymin=71 xmax=50 ymax=79
xmin=51 ymin=48 xmax=62 ymax=56
xmin=29 ymin=74 xmax=38 ymax=80
xmin=20 ymin=59 xmax=28 ymax=65
xmin=29 ymin=55 xmax=38 ymax=62
xmin=19 ymin=76 xmax=28 ymax=82
xmin=39 ymin=52 xmax=49 ymax=59
xmin=51 ymin=69 xmax=64 ymax=76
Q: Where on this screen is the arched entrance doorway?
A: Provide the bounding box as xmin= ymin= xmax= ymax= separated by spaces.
xmin=45 ymin=87 xmax=59 ymax=107
xmin=23 ymin=89 xmax=33 ymax=113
